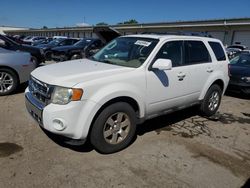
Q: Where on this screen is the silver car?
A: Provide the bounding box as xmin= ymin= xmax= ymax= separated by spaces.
xmin=0 ymin=47 xmax=35 ymax=95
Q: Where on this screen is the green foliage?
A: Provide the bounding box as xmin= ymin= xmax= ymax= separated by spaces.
xmin=118 ymin=19 xmax=138 ymax=25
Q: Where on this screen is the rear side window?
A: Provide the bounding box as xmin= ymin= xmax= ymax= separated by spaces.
xmin=208 ymin=42 xmax=226 ymax=61
xmin=184 ymin=41 xmax=211 ymax=65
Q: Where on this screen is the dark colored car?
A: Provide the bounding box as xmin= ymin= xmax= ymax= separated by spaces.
xmin=36 ymin=38 xmax=79 ymax=60
xmin=93 ymin=26 xmax=121 ymax=44
xmin=228 ymin=53 xmax=250 ymax=95
xmin=0 ymin=34 xmax=45 ymax=66
xmin=51 ymin=38 xmax=104 ymax=61
xmin=227 ymin=44 xmax=248 ymax=51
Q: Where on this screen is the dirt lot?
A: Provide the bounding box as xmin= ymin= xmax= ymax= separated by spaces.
xmin=0 ymin=85 xmax=249 ymax=187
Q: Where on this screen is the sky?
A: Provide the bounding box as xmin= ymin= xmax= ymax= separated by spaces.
xmin=1 ymin=0 xmax=250 ymax=28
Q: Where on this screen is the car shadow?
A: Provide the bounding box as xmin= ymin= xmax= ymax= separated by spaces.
xmin=225 ymin=90 xmax=250 ymax=100
xmin=40 ymin=127 xmax=94 ymax=153
xmin=11 ymin=82 xmax=28 ymax=95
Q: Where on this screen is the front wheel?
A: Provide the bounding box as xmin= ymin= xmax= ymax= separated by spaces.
xmin=0 ymin=68 xmax=18 ymax=96
xmin=200 ymin=84 xmax=222 ymax=117
xmin=90 ymin=102 xmax=137 ymax=154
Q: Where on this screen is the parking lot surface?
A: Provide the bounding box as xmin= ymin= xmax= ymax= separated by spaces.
xmin=0 ymin=88 xmax=249 ymax=187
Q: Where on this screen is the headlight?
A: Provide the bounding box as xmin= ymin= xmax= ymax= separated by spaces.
xmin=241 ymin=77 xmax=250 ymax=83
xmin=40 ymin=49 xmax=44 ymax=55
xmin=52 ymin=86 xmax=83 ymax=105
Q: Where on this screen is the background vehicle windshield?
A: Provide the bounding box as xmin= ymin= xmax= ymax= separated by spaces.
xmin=230 ymin=54 xmax=250 ymax=66
xmin=74 ymin=39 xmax=93 ymax=47
xmin=92 ymin=37 xmax=158 ymax=68
xmin=48 ymin=38 xmax=64 ymax=45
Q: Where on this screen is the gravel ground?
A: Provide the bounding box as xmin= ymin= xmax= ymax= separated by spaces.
xmin=0 ymin=81 xmax=249 ymax=187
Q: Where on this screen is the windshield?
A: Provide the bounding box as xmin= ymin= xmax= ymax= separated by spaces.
xmin=92 ymin=37 xmax=158 ymax=68
xmin=74 ymin=39 xmax=93 ymax=47
xmin=230 ymin=54 xmax=250 ymax=66
xmin=48 ymin=38 xmax=64 ymax=45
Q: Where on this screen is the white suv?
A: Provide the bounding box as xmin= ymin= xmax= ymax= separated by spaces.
xmin=25 ymin=34 xmax=229 ymax=153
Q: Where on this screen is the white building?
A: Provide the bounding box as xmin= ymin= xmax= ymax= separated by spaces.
xmin=0 ymin=26 xmax=28 ymax=35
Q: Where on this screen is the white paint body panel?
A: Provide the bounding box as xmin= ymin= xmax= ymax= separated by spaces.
xmin=28 ymin=35 xmax=229 ymax=139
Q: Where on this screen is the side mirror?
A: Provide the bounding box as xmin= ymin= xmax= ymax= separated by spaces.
xmin=0 ymin=40 xmax=6 ymax=46
xmin=152 ymin=59 xmax=172 ymax=70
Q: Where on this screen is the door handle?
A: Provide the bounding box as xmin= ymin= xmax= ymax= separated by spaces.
xmin=177 ymin=72 xmax=186 ymax=81
xmin=207 ymin=68 xmax=214 ymax=73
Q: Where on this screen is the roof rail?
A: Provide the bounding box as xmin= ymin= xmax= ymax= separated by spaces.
xmin=141 ymin=31 xmax=213 ymax=38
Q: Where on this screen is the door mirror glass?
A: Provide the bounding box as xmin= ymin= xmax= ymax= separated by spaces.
xmin=152 ymin=59 xmax=172 ymax=70
xmin=0 ymin=39 xmax=6 ymax=46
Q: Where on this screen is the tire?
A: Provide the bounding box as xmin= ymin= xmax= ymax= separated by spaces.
xmin=90 ymin=102 xmax=137 ymax=154
xmin=0 ymin=68 xmax=18 ymax=96
xmin=200 ymin=84 xmax=222 ymax=117
xmin=71 ymin=54 xmax=81 ymax=60
xmin=44 ymin=51 xmax=52 ymax=61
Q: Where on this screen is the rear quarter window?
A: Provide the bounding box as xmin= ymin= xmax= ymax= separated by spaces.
xmin=208 ymin=42 xmax=226 ymax=61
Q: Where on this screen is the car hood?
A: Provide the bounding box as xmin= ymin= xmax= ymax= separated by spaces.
xmin=51 ymin=45 xmax=81 ymax=52
xmin=31 ymin=59 xmax=134 ymax=87
xmin=93 ymin=26 xmax=121 ymax=43
xmin=230 ymin=65 xmax=250 ymax=77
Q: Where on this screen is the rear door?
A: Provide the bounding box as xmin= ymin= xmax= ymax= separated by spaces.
xmin=181 ymin=40 xmax=214 ymax=100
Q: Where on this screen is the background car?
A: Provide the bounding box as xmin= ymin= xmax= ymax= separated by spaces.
xmin=22 ymin=36 xmax=46 ymax=45
xmin=0 ymin=48 xmax=35 ymax=95
xmin=31 ymin=37 xmax=53 ymax=46
xmin=51 ymin=38 xmax=104 ymax=61
xmin=227 ymin=44 xmax=248 ymax=51
xmin=0 ymin=34 xmax=45 ymax=66
xmin=228 ymin=53 xmax=250 ymax=95
xmin=36 ymin=38 xmax=79 ymax=60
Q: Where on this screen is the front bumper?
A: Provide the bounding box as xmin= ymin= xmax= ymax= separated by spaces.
xmin=228 ymin=79 xmax=250 ymax=94
xmin=25 ymin=87 xmax=100 ymax=139
xmin=51 ymin=54 xmax=68 ymax=62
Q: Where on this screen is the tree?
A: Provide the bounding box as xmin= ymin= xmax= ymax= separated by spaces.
xmin=42 ymin=26 xmax=48 ymax=29
xmin=96 ymin=22 xmax=108 ymax=26
xmin=118 ymin=19 xmax=138 ymax=25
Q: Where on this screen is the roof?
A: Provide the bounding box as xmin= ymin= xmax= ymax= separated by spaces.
xmin=4 ymin=17 xmax=250 ymax=33
xmin=122 ymin=34 xmax=219 ymax=41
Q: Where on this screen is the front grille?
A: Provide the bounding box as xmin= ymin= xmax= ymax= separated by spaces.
xmin=29 ymin=77 xmax=53 ymax=105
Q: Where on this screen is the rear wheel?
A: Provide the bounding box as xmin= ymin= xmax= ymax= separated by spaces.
xmin=90 ymin=102 xmax=137 ymax=154
xmin=0 ymin=68 xmax=18 ymax=96
xmin=200 ymin=84 xmax=222 ymax=117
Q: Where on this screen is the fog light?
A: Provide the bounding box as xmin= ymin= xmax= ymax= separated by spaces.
xmin=52 ymin=119 xmax=67 ymax=131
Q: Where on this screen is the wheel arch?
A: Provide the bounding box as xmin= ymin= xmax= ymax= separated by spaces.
xmin=199 ymin=78 xmax=225 ymax=100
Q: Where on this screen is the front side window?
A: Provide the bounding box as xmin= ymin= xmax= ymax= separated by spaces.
xmin=92 ymin=37 xmax=158 ymax=68
xmin=154 ymin=41 xmax=183 ymax=67
xmin=184 ymin=41 xmax=211 ymax=65
xmin=209 ymin=42 xmax=226 ymax=61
